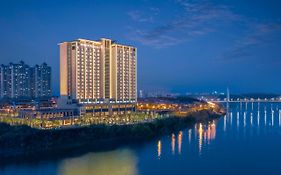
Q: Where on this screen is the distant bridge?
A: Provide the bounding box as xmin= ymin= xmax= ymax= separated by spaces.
xmin=205 ymin=88 xmax=281 ymax=103
xmin=210 ymin=100 xmax=281 ymax=103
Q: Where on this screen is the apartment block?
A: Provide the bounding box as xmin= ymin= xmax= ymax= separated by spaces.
xmin=0 ymin=61 xmax=51 ymax=99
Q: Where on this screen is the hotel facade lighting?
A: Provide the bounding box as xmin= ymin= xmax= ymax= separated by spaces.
xmin=59 ymin=38 xmax=137 ymax=104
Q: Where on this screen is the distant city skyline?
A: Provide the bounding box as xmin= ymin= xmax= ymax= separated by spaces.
xmin=0 ymin=0 xmax=281 ymax=95
xmin=0 ymin=61 xmax=51 ymax=98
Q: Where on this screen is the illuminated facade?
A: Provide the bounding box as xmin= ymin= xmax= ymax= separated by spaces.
xmin=0 ymin=61 xmax=51 ymax=99
xmin=59 ymin=38 xmax=137 ymax=104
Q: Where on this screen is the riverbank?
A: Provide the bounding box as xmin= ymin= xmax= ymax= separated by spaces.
xmin=0 ymin=108 xmax=224 ymax=161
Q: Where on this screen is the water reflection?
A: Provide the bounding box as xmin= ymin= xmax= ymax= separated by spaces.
xmin=257 ymin=111 xmax=260 ymax=127
xmin=171 ymin=133 xmax=175 ymax=155
xmin=279 ymin=110 xmax=281 ymax=126
xmin=157 ymin=140 xmax=161 ymax=159
xmin=197 ymin=121 xmax=217 ymax=155
xmin=169 ymin=132 xmax=183 ymax=156
xmin=230 ymin=112 xmax=233 ymax=126
xmin=58 ymin=149 xmax=138 ymax=175
xmin=237 ymin=112 xmax=239 ymax=128
xmin=250 ymin=113 xmax=253 ymax=126
xmin=198 ymin=123 xmax=203 ymax=155
xmin=271 ymin=110 xmax=274 ymax=126
xmin=188 ymin=129 xmax=192 ymax=144
xmin=207 ymin=122 xmax=216 ymax=142
xmin=222 ymin=102 xmax=281 ymax=130
xmin=243 ymin=112 xmax=246 ymax=127
xmin=224 ymin=115 xmax=226 ymax=131
xmin=163 ymin=122 xmax=217 ymax=158
xmin=178 ymin=131 xmax=183 ymax=155
xmin=265 ymin=110 xmax=267 ymax=126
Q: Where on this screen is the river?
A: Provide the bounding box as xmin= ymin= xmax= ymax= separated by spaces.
xmin=1 ymin=102 xmax=281 ymax=175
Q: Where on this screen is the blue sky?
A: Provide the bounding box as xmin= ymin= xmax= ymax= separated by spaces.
xmin=0 ymin=0 xmax=281 ymax=95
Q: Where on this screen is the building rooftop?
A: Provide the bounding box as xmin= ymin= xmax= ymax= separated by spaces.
xmin=59 ymin=38 xmax=135 ymax=48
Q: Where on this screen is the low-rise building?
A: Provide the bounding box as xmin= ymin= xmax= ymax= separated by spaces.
xmin=19 ymin=108 xmax=80 ymax=120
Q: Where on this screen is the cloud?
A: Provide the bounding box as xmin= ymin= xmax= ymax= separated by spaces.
xmin=222 ymin=22 xmax=281 ymax=61
xmin=127 ymin=29 xmax=184 ymax=48
xmin=127 ymin=7 xmax=160 ymax=23
xmin=126 ymin=0 xmax=241 ymax=48
xmin=127 ymin=10 xmax=154 ymax=23
xmin=149 ymin=7 xmax=160 ymax=15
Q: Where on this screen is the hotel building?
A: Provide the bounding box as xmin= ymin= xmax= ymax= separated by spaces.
xmin=59 ymin=38 xmax=137 ymax=105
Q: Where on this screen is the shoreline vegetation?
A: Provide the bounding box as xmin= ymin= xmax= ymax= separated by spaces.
xmin=0 ymin=104 xmax=225 ymax=162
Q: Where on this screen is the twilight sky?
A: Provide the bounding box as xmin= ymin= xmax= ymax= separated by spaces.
xmin=0 ymin=0 xmax=281 ymax=95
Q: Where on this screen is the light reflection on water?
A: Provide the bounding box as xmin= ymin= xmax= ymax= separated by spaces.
xmin=58 ymin=149 xmax=138 ymax=175
xmin=1 ymin=102 xmax=281 ymax=175
xmin=157 ymin=140 xmax=161 ymax=159
xmin=0 ymin=149 xmax=138 ymax=175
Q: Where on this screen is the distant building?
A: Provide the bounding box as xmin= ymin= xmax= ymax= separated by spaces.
xmin=0 ymin=61 xmax=51 ymax=99
xmin=0 ymin=61 xmax=31 ymax=98
xmin=34 ymin=63 xmax=51 ymax=98
xmin=0 ymin=64 xmax=11 ymax=98
xmin=139 ymin=90 xmax=144 ymax=98
xmin=59 ymin=38 xmax=137 ymax=104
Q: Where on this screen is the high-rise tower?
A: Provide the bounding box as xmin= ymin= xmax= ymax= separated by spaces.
xmin=59 ymin=38 xmax=137 ymax=104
